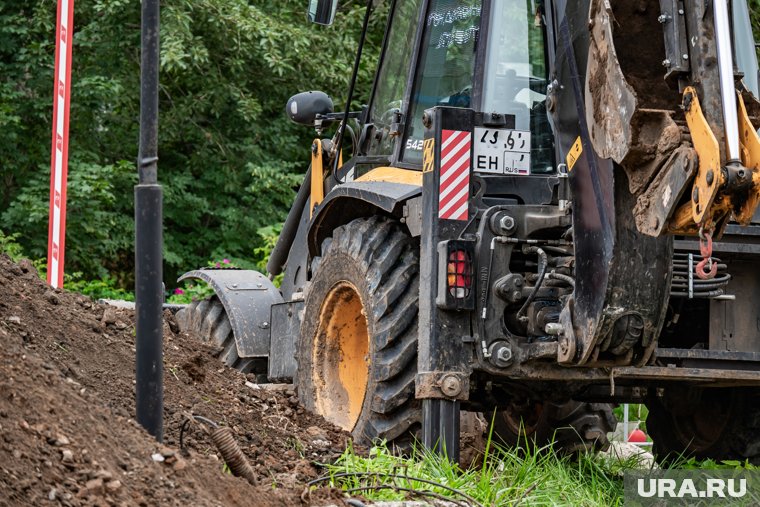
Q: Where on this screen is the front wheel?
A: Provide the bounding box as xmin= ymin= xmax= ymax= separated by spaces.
xmin=296 ymin=217 xmax=421 ymax=446
xmin=176 ymin=296 xmax=264 ymax=375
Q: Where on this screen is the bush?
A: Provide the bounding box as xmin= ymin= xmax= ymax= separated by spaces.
xmin=65 ymin=275 xmax=136 ymax=302
xmin=0 ymin=229 xmax=25 ymax=261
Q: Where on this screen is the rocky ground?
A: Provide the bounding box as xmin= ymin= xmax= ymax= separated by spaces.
xmin=0 ymin=254 xmax=355 ymax=506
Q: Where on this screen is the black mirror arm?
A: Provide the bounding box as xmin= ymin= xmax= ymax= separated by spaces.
xmin=315 ymin=111 xmax=362 ymax=137
xmin=316 ymin=111 xmax=362 ymax=122
xmin=332 ymin=0 xmax=374 ymax=180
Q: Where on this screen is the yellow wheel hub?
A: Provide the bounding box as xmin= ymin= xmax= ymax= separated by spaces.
xmin=312 ymin=281 xmax=370 ymax=431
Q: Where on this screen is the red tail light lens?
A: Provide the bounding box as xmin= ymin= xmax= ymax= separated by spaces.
xmin=447 ymin=250 xmax=472 ymax=298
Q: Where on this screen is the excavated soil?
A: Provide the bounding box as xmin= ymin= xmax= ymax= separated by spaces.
xmin=610 ymin=0 xmax=682 ymax=112
xmin=0 ymin=254 xmax=354 ymax=506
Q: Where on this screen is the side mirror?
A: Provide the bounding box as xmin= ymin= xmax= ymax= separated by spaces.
xmin=307 ymin=0 xmax=339 ymax=26
xmin=286 ymin=91 xmax=334 ymax=125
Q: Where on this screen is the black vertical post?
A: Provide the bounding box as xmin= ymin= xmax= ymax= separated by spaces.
xmin=135 ymin=0 xmax=163 ymax=441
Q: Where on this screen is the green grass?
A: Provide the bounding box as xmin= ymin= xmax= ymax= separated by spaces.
xmin=314 ymin=440 xmax=640 ymax=506
xmin=315 ymin=442 xmax=760 ymax=506
xmin=311 ymin=429 xmax=760 ymax=507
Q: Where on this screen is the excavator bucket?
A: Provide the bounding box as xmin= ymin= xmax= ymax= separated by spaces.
xmin=584 ymin=0 xmax=760 ymax=237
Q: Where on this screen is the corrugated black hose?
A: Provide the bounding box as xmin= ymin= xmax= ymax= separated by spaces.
xmin=181 ymin=415 xmax=258 ymax=486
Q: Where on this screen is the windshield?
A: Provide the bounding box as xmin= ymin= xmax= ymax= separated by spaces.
xmin=401 ymin=0 xmax=483 ymax=163
xmin=482 ymin=0 xmax=553 ymax=173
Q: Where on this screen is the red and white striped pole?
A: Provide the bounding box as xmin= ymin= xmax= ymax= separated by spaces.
xmin=47 ymin=0 xmax=75 ymax=288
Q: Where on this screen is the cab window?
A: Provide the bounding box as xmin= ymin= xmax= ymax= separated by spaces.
xmin=367 ymin=0 xmax=423 ymax=158
xmin=402 ymin=0 xmax=483 ymax=164
xmin=482 ymin=0 xmax=553 ymax=174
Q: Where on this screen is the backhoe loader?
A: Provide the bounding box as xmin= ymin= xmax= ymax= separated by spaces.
xmin=177 ymin=0 xmax=760 ymax=464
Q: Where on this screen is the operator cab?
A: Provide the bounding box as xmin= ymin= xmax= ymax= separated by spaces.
xmin=365 ymin=0 xmax=555 ymax=177
xmin=300 ymin=0 xmax=558 ymax=186
xmin=300 ymin=0 xmax=759 ymax=183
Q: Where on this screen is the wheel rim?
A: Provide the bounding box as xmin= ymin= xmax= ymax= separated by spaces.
xmin=503 ymin=401 xmax=543 ymax=436
xmin=312 ymin=281 xmax=370 ymax=431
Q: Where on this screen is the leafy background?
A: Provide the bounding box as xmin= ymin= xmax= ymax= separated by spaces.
xmin=0 ymin=0 xmax=386 ymax=288
xmin=0 ymin=1 xmax=758 ymax=293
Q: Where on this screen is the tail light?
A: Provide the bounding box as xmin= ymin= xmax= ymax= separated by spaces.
xmin=436 ymin=240 xmax=476 ymax=310
xmin=447 ymin=250 xmax=472 ymax=298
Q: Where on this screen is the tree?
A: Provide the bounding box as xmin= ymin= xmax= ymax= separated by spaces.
xmin=0 ymin=0 xmax=386 ymax=284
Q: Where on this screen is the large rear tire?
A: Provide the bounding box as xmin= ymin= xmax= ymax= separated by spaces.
xmin=492 ymin=400 xmax=616 ymax=453
xmin=297 ymin=216 xmax=421 ymax=446
xmin=647 ymin=388 xmax=760 ymax=465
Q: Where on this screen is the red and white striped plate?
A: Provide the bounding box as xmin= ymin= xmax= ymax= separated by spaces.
xmin=438 ymin=129 xmax=471 ymax=221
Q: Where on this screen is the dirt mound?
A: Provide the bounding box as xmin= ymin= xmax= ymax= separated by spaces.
xmin=0 ymin=254 xmax=352 ymax=506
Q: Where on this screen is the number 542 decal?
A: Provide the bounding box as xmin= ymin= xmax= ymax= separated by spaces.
xmin=406 ymin=138 xmax=424 ymax=151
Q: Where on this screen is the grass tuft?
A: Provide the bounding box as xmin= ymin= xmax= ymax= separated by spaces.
xmin=316 ymin=440 xmax=633 ymax=506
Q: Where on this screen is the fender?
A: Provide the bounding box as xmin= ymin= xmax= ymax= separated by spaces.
xmin=308 ymin=170 xmax=422 ymax=255
xmin=177 ymin=269 xmax=283 ymax=358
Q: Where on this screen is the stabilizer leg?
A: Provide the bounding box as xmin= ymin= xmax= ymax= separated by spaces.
xmin=422 ymin=399 xmax=460 ymax=462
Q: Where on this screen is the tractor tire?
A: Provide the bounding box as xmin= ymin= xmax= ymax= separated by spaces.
xmin=646 ymin=388 xmax=760 ymax=465
xmin=492 ymin=400 xmax=616 ymax=453
xmin=297 ymin=216 xmax=421 ymax=446
xmin=176 ymin=296 xmax=263 ymax=375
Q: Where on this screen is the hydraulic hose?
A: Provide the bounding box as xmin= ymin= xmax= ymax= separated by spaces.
xmin=517 ymin=247 xmax=548 ymax=320
xmin=546 ymin=270 xmax=575 ymax=287
xmin=266 ymin=166 xmax=312 ymax=277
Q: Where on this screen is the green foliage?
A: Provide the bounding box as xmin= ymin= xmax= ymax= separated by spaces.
xmin=676 ymin=457 xmax=758 ymax=470
xmin=253 ymin=224 xmax=281 ymax=272
xmin=252 ymin=224 xmax=284 ymax=286
xmin=64 ymin=274 xmax=136 ymax=302
xmin=0 ymin=229 xmax=25 ymax=261
xmin=320 ymin=441 xmax=628 ymax=506
xmin=166 ymin=280 xmax=213 ymax=304
xmin=0 ymin=0 xmax=386 ymax=287
xmin=3 ymin=160 xmax=136 ymax=280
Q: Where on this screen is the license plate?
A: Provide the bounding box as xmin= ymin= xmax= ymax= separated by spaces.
xmin=472 ymin=127 xmax=531 ymax=176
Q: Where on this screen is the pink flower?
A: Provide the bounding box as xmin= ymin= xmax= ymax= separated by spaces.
xmin=215 ymin=262 xmax=221 ymax=267
xmin=173 ymin=288 xmax=185 ymax=295
xmin=222 ymin=258 xmax=230 ymax=264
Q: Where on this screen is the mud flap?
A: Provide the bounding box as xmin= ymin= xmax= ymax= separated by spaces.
xmin=268 ymin=300 xmax=303 ymax=382
xmin=178 ymin=269 xmax=283 ymax=358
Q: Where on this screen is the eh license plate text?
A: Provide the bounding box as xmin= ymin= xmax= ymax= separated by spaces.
xmin=473 ymin=127 xmax=531 ymax=176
